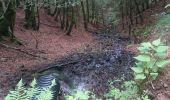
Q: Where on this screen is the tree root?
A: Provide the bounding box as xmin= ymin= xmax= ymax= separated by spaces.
xmin=0 ymin=43 xmax=51 ymax=60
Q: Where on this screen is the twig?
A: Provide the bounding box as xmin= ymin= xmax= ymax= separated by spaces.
xmin=40 ymin=22 xmax=60 ymax=28
xmin=0 ymin=43 xmax=51 ymax=60
xmin=30 ymin=32 xmax=39 ymax=49
xmin=150 ymin=81 xmax=155 ymax=90
xmin=38 ymin=60 xmax=80 ymax=73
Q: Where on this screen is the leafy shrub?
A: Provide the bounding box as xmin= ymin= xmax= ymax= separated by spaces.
xmin=133 ymin=25 xmax=153 ymax=36
xmin=132 ymin=39 xmax=170 ymax=90
xmin=105 ymin=81 xmax=138 ymax=100
xmin=105 ymin=38 xmax=170 ymax=100
xmin=105 ymin=80 xmax=150 ymax=100
xmin=155 ymin=14 xmax=170 ymax=32
xmin=5 ymin=79 xmax=55 ymax=100
xmin=65 ymin=90 xmax=96 ymax=100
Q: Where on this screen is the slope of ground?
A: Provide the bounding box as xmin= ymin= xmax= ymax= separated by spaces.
xmin=125 ymin=2 xmax=170 ymax=99
xmin=1 ymin=1 xmax=170 ymax=99
xmin=0 ymin=8 xmax=93 ymax=99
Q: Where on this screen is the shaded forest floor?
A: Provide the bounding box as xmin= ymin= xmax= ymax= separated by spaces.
xmin=0 ymin=9 xmax=93 ymax=99
xmin=1 ymin=1 xmax=170 ymax=100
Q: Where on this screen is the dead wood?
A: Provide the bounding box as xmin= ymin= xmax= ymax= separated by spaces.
xmin=40 ymin=22 xmax=60 ymax=28
xmin=38 ymin=60 xmax=80 ymax=73
xmin=0 ymin=43 xmax=51 ymax=60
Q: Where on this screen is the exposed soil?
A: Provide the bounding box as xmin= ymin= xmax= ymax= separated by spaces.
xmin=53 ymin=31 xmax=135 ymax=98
xmin=1 ymin=1 xmax=170 ymax=100
xmin=0 ymin=8 xmax=93 ymax=99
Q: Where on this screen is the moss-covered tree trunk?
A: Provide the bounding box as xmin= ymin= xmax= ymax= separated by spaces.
xmin=24 ymin=0 xmax=39 ymax=30
xmin=81 ymin=1 xmax=88 ymax=30
xmin=0 ymin=0 xmax=17 ymax=41
xmin=66 ymin=6 xmax=75 ymax=36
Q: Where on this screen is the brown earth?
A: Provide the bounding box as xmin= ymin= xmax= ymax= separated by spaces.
xmin=1 ymin=1 xmax=170 ymax=100
xmin=0 ymin=9 xmax=93 ymax=99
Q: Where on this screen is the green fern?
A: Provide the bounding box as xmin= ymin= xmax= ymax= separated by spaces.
xmin=65 ymin=90 xmax=96 ymax=100
xmin=5 ymin=79 xmax=29 ymax=100
xmin=5 ymin=78 xmax=55 ymax=100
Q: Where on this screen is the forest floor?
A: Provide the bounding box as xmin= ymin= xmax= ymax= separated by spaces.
xmin=0 ymin=9 xmax=94 ymax=99
xmin=1 ymin=1 xmax=170 ymax=100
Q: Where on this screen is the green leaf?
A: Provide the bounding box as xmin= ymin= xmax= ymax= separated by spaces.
xmin=141 ymin=42 xmax=152 ymax=48
xmin=156 ymin=60 xmax=170 ymax=68
xmin=152 ymin=67 xmax=159 ymax=73
xmin=30 ymin=78 xmax=36 ymax=87
xmin=51 ymin=79 xmax=56 ymax=87
xmin=134 ymin=55 xmax=150 ymax=62
xmin=131 ymin=67 xmax=143 ymax=73
xmin=135 ymin=62 xmax=143 ymax=66
xmin=17 ymin=79 xmax=24 ymax=88
xmin=156 ymin=46 xmax=169 ymax=53
xmin=144 ymin=69 xmax=149 ymax=75
xmin=135 ymin=74 xmax=146 ymax=80
xmin=147 ymin=60 xmax=156 ymax=68
xmin=150 ymin=73 xmax=158 ymax=80
xmin=138 ymin=47 xmax=149 ymax=53
xmin=155 ymin=52 xmax=168 ymax=58
xmin=152 ymin=39 xmax=161 ymax=46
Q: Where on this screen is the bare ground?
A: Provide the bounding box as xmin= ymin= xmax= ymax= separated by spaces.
xmin=0 ymin=9 xmax=93 ymax=99
xmin=1 ymin=1 xmax=170 ymax=100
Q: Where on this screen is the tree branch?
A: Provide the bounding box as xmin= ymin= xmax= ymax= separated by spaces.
xmin=0 ymin=43 xmax=51 ymax=60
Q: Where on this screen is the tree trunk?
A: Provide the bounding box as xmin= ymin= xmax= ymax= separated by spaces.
xmin=81 ymin=1 xmax=88 ymax=30
xmin=66 ymin=6 xmax=75 ymax=36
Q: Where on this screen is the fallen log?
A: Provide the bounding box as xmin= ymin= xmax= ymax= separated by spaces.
xmin=38 ymin=60 xmax=80 ymax=73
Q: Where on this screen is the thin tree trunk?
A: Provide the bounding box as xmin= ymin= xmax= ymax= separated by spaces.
xmin=134 ymin=0 xmax=143 ymax=24
xmin=86 ymin=0 xmax=89 ymax=22
xmin=81 ymin=1 xmax=88 ymax=30
xmin=66 ymin=6 xmax=75 ymax=35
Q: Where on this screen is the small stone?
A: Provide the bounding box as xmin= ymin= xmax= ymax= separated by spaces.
xmin=163 ymin=83 xmax=168 ymax=88
xmin=156 ymin=93 xmax=169 ymax=100
xmin=0 ymin=58 xmax=8 ymax=62
xmin=95 ymin=64 xmax=102 ymax=68
xmin=110 ymin=57 xmax=115 ymax=63
xmin=87 ymin=58 xmax=91 ymax=62
xmin=104 ymin=62 xmax=112 ymax=67
xmin=154 ymin=85 xmax=162 ymax=90
xmin=72 ymin=54 xmax=79 ymax=61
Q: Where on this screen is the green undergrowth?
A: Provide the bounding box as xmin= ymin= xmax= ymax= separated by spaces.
xmin=132 ymin=12 xmax=170 ymax=39
xmin=133 ymin=25 xmax=153 ymax=36
xmin=155 ymin=14 xmax=170 ymax=31
xmin=5 ymin=79 xmax=56 ymax=100
xmin=153 ymin=14 xmax=170 ymax=44
xmin=149 ymin=12 xmax=170 ymax=36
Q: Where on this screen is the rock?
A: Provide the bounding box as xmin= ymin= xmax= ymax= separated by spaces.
xmin=0 ymin=58 xmax=8 ymax=62
xmin=104 ymin=62 xmax=112 ymax=67
xmin=110 ymin=56 xmax=116 ymax=63
xmin=156 ymin=93 xmax=170 ymax=100
xmin=95 ymin=64 xmax=102 ymax=68
xmin=163 ymin=83 xmax=168 ymax=88
xmin=72 ymin=54 xmax=79 ymax=61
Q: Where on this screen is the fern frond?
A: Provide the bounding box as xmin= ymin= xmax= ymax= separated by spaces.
xmin=5 ymin=78 xmax=56 ymax=100
xmin=5 ymin=79 xmax=30 ymax=100
xmin=36 ymin=88 xmax=54 ymax=100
